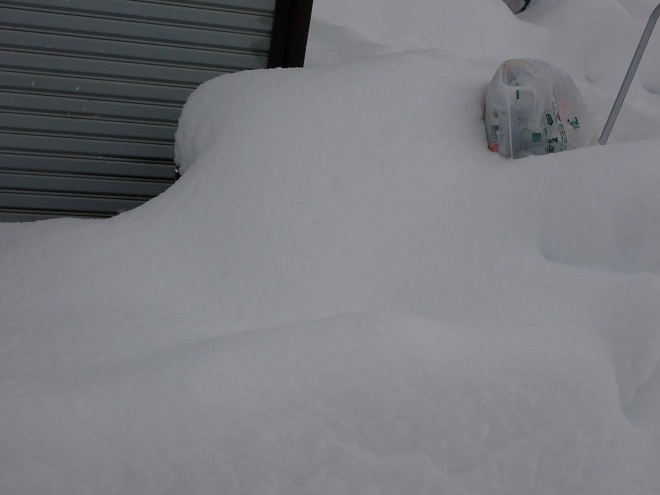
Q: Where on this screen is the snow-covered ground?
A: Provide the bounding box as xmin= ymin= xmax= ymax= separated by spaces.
xmin=2 ymin=0 xmax=660 ymax=493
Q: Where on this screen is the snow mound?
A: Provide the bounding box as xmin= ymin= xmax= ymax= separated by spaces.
xmin=2 ymin=1 xmax=660 ymax=493
xmin=1 ymin=312 xmax=658 ymax=495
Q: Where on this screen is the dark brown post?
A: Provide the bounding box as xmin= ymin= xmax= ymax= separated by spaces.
xmin=268 ymin=0 xmax=314 ymax=68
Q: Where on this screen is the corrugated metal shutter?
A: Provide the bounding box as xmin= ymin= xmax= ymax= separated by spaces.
xmin=0 ymin=0 xmax=278 ymax=221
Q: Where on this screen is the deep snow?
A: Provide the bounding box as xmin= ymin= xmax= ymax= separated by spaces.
xmin=2 ymin=1 xmax=660 ymax=494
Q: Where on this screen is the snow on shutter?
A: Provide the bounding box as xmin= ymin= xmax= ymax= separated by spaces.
xmin=0 ymin=0 xmax=299 ymax=222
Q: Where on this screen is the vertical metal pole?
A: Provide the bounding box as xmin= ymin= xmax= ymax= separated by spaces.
xmin=599 ymin=3 xmax=660 ymax=145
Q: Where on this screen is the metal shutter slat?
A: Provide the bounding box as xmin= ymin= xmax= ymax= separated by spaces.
xmin=0 ymin=51 xmax=223 ymax=87
xmin=2 ymin=0 xmax=275 ymax=32
xmin=0 ymin=134 xmax=174 ymax=160
xmin=1 ymin=92 xmax=181 ymax=124
xmin=1 ymin=72 xmax=193 ymax=105
xmin=2 ymin=0 xmax=277 ymax=16
xmin=0 ymin=171 xmax=172 ymax=197
xmin=2 ymin=154 xmax=176 ymax=179
xmin=0 ymin=7 xmax=272 ymax=55
xmin=1 ymin=113 xmax=176 ymax=143
xmin=0 ymin=211 xmax=111 ymax=221
xmin=0 ymin=190 xmax=149 ymax=215
xmin=0 ymin=30 xmax=269 ymax=72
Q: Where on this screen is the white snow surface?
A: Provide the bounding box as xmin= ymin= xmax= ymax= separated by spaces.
xmin=2 ymin=1 xmax=660 ymax=493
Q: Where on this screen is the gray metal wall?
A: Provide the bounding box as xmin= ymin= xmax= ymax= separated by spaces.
xmin=0 ymin=0 xmax=277 ymax=221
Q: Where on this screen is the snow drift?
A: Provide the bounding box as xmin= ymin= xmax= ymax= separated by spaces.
xmin=1 ymin=0 xmax=660 ymax=493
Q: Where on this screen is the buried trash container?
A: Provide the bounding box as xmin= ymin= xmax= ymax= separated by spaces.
xmin=502 ymin=0 xmax=531 ymax=14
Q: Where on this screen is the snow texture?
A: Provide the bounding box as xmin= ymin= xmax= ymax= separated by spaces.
xmin=1 ymin=0 xmax=660 ymax=494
